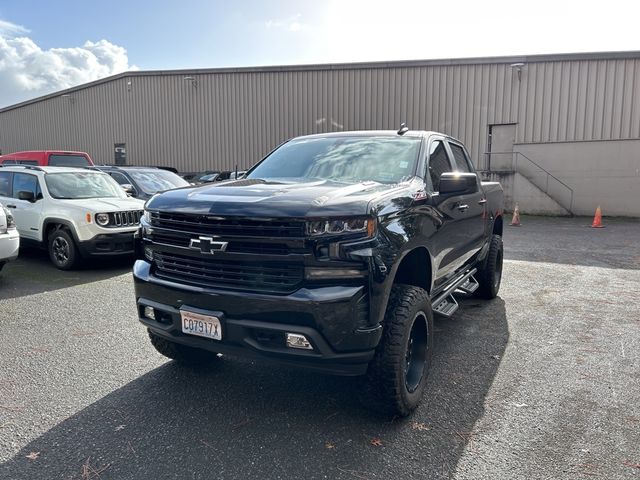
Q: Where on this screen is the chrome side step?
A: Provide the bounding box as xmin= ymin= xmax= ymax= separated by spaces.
xmin=456 ymin=275 xmax=480 ymax=295
xmin=432 ymin=268 xmax=477 ymax=318
xmin=433 ymin=294 xmax=459 ymax=317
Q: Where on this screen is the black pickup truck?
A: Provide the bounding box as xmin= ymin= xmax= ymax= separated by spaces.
xmin=134 ymin=129 xmax=504 ymax=416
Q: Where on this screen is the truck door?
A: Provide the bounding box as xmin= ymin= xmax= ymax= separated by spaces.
xmin=425 ymin=137 xmax=461 ymax=280
xmin=446 ymin=141 xmax=486 ymax=262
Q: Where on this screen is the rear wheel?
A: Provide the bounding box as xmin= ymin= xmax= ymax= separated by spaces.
xmin=362 ymin=284 xmax=434 ymax=417
xmin=48 ymin=228 xmax=79 ymax=270
xmin=148 ymin=330 xmax=217 ymax=366
xmin=475 ymin=234 xmax=503 ymax=299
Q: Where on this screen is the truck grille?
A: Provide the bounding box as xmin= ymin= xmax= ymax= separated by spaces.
xmin=153 ymin=251 xmax=303 ymax=293
xmin=149 ymin=212 xmax=305 ymax=238
xmin=109 ymin=210 xmax=143 ymax=227
xmin=150 ymin=231 xmax=290 ymax=255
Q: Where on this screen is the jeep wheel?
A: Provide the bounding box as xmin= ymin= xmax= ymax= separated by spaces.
xmin=148 ymin=330 xmax=217 ymax=366
xmin=48 ymin=228 xmax=79 ymax=270
xmin=475 ymin=234 xmax=503 ymax=299
xmin=363 ymin=284 xmax=434 ymax=417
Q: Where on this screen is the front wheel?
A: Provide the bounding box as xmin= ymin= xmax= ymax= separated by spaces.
xmin=48 ymin=228 xmax=79 ymax=270
xmin=475 ymin=234 xmax=503 ymax=299
xmin=362 ymin=284 xmax=434 ymax=417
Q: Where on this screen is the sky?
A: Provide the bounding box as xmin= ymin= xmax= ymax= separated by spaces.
xmin=1 ymin=0 xmax=640 ymax=107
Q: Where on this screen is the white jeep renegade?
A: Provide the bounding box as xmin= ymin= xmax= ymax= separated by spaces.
xmin=0 ymin=166 xmax=145 ymax=269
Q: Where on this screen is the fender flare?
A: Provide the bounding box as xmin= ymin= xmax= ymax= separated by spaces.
xmin=42 ymin=218 xmax=81 ymax=244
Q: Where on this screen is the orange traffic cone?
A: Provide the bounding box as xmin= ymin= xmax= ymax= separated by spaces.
xmin=591 ymin=206 xmax=605 ymax=228
xmin=510 ymin=203 xmax=521 ymax=226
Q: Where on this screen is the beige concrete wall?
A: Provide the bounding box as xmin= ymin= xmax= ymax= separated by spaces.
xmin=515 ymin=140 xmax=640 ymax=217
xmin=482 ymin=171 xmax=570 ymax=215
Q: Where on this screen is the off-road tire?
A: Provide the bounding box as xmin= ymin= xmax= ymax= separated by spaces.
xmin=475 ymin=234 xmax=503 ymax=299
xmin=362 ymin=284 xmax=434 ymax=417
xmin=48 ymin=228 xmax=79 ymax=270
xmin=148 ymin=329 xmax=217 ymax=365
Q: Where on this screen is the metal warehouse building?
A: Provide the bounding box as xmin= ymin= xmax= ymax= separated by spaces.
xmin=1 ymin=51 xmax=639 ymax=216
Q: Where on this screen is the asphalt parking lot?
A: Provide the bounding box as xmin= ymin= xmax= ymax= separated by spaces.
xmin=1 ymin=216 xmax=639 ymax=480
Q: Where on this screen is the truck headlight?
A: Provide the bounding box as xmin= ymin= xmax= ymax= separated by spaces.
xmin=306 ymin=218 xmax=374 ymax=236
xmin=95 ymin=213 xmax=110 ymax=226
xmin=143 ymin=209 xmax=152 ymax=223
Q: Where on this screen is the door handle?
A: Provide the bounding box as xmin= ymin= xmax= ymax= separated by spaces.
xmin=478 ymin=198 xmax=487 ymax=205
xmin=6 ymin=204 xmax=16 ymax=209
xmin=457 ymin=204 xmax=469 ymax=212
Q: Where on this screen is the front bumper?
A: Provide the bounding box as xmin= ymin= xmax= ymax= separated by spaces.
xmin=0 ymin=229 xmax=20 ymax=262
xmin=133 ymin=260 xmax=382 ymax=376
xmin=78 ymin=232 xmax=137 ymax=257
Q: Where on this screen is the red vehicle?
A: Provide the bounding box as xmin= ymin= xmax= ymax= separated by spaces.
xmin=0 ymin=150 xmax=94 ymax=167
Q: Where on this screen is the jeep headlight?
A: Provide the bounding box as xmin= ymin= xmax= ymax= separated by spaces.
xmin=95 ymin=213 xmax=110 ymax=226
xmin=306 ymin=218 xmax=374 ymax=237
xmin=143 ymin=209 xmax=152 ymax=223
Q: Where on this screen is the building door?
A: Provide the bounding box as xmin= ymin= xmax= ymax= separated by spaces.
xmin=487 ymin=124 xmax=516 ymax=171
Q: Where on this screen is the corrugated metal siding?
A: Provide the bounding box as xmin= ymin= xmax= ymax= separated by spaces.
xmin=1 ymin=57 xmax=640 ymax=172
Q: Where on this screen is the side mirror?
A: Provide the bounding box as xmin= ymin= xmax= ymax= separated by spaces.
xmin=120 ymin=184 xmax=136 ymax=196
xmin=438 ymin=173 xmax=478 ymax=196
xmin=18 ymin=190 xmax=36 ymax=202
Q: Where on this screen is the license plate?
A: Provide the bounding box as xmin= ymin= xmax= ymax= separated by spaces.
xmin=180 ymin=310 xmax=222 ymax=341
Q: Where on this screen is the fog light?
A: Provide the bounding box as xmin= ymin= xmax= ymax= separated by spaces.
xmin=285 ymin=333 xmax=313 ymax=350
xmin=143 ymin=306 xmax=156 ymax=321
xmin=144 ymin=246 xmax=154 ymax=261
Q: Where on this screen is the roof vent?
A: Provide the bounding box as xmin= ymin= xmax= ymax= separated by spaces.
xmin=397 ymin=123 xmax=409 ymax=135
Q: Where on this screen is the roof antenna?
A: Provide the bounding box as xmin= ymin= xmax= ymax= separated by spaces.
xmin=397 ymin=122 xmax=409 ymax=135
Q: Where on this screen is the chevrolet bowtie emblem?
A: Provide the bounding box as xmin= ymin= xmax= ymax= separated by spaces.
xmin=189 ymin=236 xmax=228 ymax=254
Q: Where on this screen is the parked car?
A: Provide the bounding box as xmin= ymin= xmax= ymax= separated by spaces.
xmin=0 ymin=150 xmax=94 ymax=167
xmin=0 ymin=165 xmax=144 ymax=269
xmin=0 ymin=201 xmax=20 ymax=273
xmin=134 ymin=129 xmax=504 ymax=416
xmin=199 ymin=170 xmax=247 ymax=183
xmin=89 ymin=166 xmax=190 ymax=201
xmin=181 ymin=171 xmax=218 ymax=183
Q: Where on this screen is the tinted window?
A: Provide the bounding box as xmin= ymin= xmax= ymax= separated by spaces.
xmin=428 ymin=140 xmax=452 ymax=191
xmin=0 ymin=172 xmax=11 ymax=196
xmin=109 ymin=172 xmax=130 ymax=185
xmin=449 ymin=143 xmax=473 ymax=173
xmin=13 ymin=173 xmax=40 ymax=199
xmin=48 ymin=154 xmax=91 ymax=167
xmin=127 ymin=170 xmax=189 ymax=194
xmin=18 ymin=160 xmax=39 ymax=166
xmin=2 ymin=160 xmax=17 ymax=165
xmin=248 ymin=136 xmax=421 ymax=184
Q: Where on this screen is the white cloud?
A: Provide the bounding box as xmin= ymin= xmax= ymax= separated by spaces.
xmin=0 ymin=19 xmax=29 ymax=35
xmin=0 ymin=20 xmax=135 ymax=107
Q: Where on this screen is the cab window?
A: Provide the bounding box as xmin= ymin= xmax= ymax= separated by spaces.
xmin=427 ymin=140 xmax=453 ymax=191
xmin=449 ymin=143 xmax=474 ymax=173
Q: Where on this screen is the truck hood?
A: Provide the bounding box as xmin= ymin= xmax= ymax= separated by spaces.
xmin=146 ymin=179 xmax=411 ymax=217
xmin=61 ymin=197 xmax=145 ymax=212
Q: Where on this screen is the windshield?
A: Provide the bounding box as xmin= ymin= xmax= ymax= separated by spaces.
xmin=247 ymin=136 xmax=422 ymax=184
xmin=48 ymin=155 xmax=91 ymax=167
xmin=127 ymin=170 xmax=189 ymax=194
xmin=45 ymin=172 xmax=127 ymax=199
